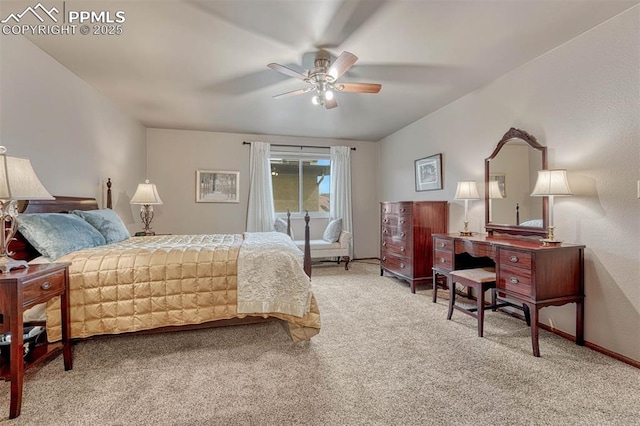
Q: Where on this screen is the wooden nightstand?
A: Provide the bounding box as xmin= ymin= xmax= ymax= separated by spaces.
xmin=0 ymin=263 xmax=73 ymax=419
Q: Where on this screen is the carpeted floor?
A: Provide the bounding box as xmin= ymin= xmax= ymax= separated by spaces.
xmin=1 ymin=261 xmax=638 ymax=425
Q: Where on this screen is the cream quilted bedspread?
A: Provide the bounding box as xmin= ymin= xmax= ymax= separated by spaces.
xmin=45 ymin=234 xmax=320 ymax=343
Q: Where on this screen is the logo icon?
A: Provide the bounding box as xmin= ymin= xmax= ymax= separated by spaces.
xmin=1 ymin=2 xmax=59 ymax=24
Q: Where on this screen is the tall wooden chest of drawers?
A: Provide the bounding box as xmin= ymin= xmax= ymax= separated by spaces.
xmin=380 ymin=201 xmax=448 ymax=293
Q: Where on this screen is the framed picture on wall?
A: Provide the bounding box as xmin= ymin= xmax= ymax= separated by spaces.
xmin=414 ymin=153 xmax=443 ymax=191
xmin=196 ymin=170 xmax=239 ymax=203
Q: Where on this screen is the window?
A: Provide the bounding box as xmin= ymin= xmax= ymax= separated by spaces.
xmin=270 ymin=152 xmax=331 ymax=216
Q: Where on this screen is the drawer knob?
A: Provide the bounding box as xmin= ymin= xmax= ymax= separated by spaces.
xmin=400 ymin=208 xmax=405 ymax=212
xmin=400 ymin=247 xmax=405 ymax=252
xmin=440 ymin=258 xmax=446 ymax=263
xmin=382 ymin=241 xmax=387 ymax=247
xmin=510 ymin=255 xmax=519 ymax=263
xmin=383 ymin=218 xmax=388 ymax=223
xmin=382 ymin=256 xmax=386 ymax=261
xmin=41 ymin=281 xmax=52 ymax=290
xmin=400 ymin=232 xmax=405 ymax=237
xmin=440 ymin=242 xmax=445 ymax=248
xmin=399 ymin=219 xmax=405 ymax=224
xmin=383 ymin=229 xmax=388 ymax=234
xmin=510 ymin=277 xmax=519 ymax=284
xmin=399 ymin=262 xmax=405 ymax=268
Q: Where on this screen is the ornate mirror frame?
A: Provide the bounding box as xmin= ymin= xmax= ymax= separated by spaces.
xmin=485 ymin=128 xmax=548 ymax=237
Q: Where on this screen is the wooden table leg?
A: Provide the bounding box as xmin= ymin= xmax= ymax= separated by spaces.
xmin=477 ymin=286 xmax=485 ymax=337
xmin=529 ymin=303 xmax=540 ymax=357
xmin=576 ymin=298 xmax=585 ymax=346
xmin=9 ymin=297 xmax=24 ymax=419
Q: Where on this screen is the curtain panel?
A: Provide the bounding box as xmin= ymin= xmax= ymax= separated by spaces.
xmin=246 ymin=141 xmax=276 ymax=232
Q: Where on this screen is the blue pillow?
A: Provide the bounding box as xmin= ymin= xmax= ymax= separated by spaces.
xmin=17 ymin=213 xmax=106 ymax=260
xmin=71 ymin=209 xmax=130 ymax=244
xmin=322 ymin=218 xmax=343 ymax=243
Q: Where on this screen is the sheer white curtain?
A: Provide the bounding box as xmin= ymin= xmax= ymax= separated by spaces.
xmin=246 ymin=141 xmax=276 ymax=232
xmin=330 ymin=146 xmax=353 ymax=257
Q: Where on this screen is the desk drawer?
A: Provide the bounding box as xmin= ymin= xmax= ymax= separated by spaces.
xmin=498 ymin=264 xmax=532 ymax=297
xmin=381 ymin=253 xmax=413 ymax=277
xmin=434 ymin=249 xmax=454 ymax=271
xmin=500 ymin=249 xmax=532 ymax=270
xmin=22 ymin=270 xmax=65 ymax=307
xmin=433 ymin=237 xmax=453 ymax=251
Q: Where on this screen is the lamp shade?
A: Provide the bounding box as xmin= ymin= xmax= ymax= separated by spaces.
xmin=0 ymin=147 xmax=53 ymax=200
xmin=488 ymin=180 xmax=503 ymax=199
xmin=531 ymin=170 xmax=572 ymax=196
xmin=454 ymin=181 xmax=480 ymax=200
xmin=130 ymin=180 xmax=163 ymax=205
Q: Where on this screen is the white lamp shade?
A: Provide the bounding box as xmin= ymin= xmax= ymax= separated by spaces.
xmin=454 ymin=181 xmax=480 ymax=200
xmin=531 ymin=170 xmax=573 ymax=196
xmin=130 ymin=180 xmax=163 ymax=205
xmin=0 ymin=148 xmax=53 ymax=200
xmin=488 ymin=180 xmax=503 ymax=199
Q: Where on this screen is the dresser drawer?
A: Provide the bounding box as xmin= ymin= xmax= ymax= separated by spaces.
xmin=500 ymin=249 xmax=532 ymax=270
xmin=22 ymin=269 xmax=66 ymax=307
xmin=381 ymin=213 xmax=412 ymax=228
xmin=381 ymin=202 xmax=412 ymax=215
xmin=382 ymin=238 xmax=411 ymax=258
xmin=434 ymin=249 xmax=454 ymax=271
xmin=498 ymin=264 xmax=532 ymax=297
xmin=381 ymin=253 xmax=413 ymax=277
xmin=381 ymin=225 xmax=412 ymax=242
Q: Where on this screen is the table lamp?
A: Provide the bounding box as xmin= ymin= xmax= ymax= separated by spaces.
xmin=531 ymin=169 xmax=572 ymax=245
xmin=130 ymin=179 xmax=163 ymax=236
xmin=454 ymin=181 xmax=480 ymax=236
xmin=488 ymin=180 xmax=503 ymax=223
xmin=0 ymin=147 xmax=54 ymax=273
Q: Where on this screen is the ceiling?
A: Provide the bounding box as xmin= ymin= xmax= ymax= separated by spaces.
xmin=11 ymin=0 xmax=638 ymax=141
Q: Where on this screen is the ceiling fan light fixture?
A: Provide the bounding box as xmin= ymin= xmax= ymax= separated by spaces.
xmin=311 ymin=95 xmax=320 ymax=106
xmin=325 ymin=90 xmax=334 ymax=101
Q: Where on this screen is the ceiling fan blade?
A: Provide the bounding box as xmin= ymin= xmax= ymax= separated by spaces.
xmin=327 ymin=51 xmax=358 ymax=80
xmin=273 ymin=87 xmax=313 ymax=99
xmin=324 ymin=97 xmax=338 ymax=109
xmin=267 ymin=63 xmax=308 ymax=81
xmin=336 ymin=83 xmax=381 ymax=94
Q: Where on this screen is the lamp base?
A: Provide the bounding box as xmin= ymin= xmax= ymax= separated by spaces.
xmin=540 ymin=238 xmax=563 ymax=247
xmin=459 ymin=231 xmax=474 ymax=236
xmin=0 ymin=256 xmax=28 ymax=274
xmin=135 ymin=231 xmax=156 ymax=237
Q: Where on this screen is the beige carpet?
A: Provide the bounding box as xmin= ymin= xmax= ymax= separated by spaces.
xmin=1 ymin=261 xmax=638 ymax=425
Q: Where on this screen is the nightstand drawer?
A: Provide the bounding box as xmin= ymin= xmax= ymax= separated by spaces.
xmin=22 ymin=269 xmax=65 ymax=307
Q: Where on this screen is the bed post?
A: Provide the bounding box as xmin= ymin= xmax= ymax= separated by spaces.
xmin=304 ymin=211 xmax=311 ymax=277
xmin=106 ymin=178 xmax=112 ymax=209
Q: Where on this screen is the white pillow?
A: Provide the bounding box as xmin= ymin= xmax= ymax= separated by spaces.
xmin=274 ymin=218 xmax=294 ymax=240
xmin=323 ymin=218 xmax=343 ymax=243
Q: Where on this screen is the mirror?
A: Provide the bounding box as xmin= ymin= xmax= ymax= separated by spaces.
xmin=485 ymin=128 xmax=548 ymax=237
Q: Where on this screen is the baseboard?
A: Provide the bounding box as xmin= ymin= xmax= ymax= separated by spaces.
xmin=538 ymin=323 xmax=639 ymax=369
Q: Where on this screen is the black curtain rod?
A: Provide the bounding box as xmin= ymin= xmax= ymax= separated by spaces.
xmin=242 ymin=141 xmax=355 ymax=151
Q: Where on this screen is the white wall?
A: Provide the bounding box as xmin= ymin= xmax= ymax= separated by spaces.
xmin=379 ymin=7 xmax=640 ymax=362
xmin=0 ymin=36 xmax=147 ymax=227
xmin=146 ymin=129 xmax=379 ymax=258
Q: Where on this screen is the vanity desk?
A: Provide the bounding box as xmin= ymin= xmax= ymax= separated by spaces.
xmin=432 ymin=233 xmax=585 ymax=357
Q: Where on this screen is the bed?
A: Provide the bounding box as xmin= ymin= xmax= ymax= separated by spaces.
xmin=11 ymin=194 xmax=320 ymax=344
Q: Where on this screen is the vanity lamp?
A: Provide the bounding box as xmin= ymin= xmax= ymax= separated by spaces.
xmin=487 ymin=180 xmax=504 ymax=223
xmin=454 ymin=181 xmax=480 ymax=236
xmin=130 ymin=179 xmax=163 ymax=236
xmin=531 ymin=169 xmax=573 ymax=246
xmin=0 ymin=146 xmax=54 ymax=273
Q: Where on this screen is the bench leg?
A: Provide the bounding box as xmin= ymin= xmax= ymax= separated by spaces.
xmin=343 ymin=256 xmax=350 ymax=270
xmin=477 ymin=286 xmax=485 ymax=337
xmin=447 ymin=281 xmax=456 ymax=320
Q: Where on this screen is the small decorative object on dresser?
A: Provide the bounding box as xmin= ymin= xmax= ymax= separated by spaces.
xmin=380 ymin=201 xmax=448 ymax=293
xmin=414 ymin=153 xmax=443 ymax=191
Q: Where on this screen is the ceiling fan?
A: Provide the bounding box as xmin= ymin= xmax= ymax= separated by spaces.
xmin=267 ymin=50 xmax=382 ymax=109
